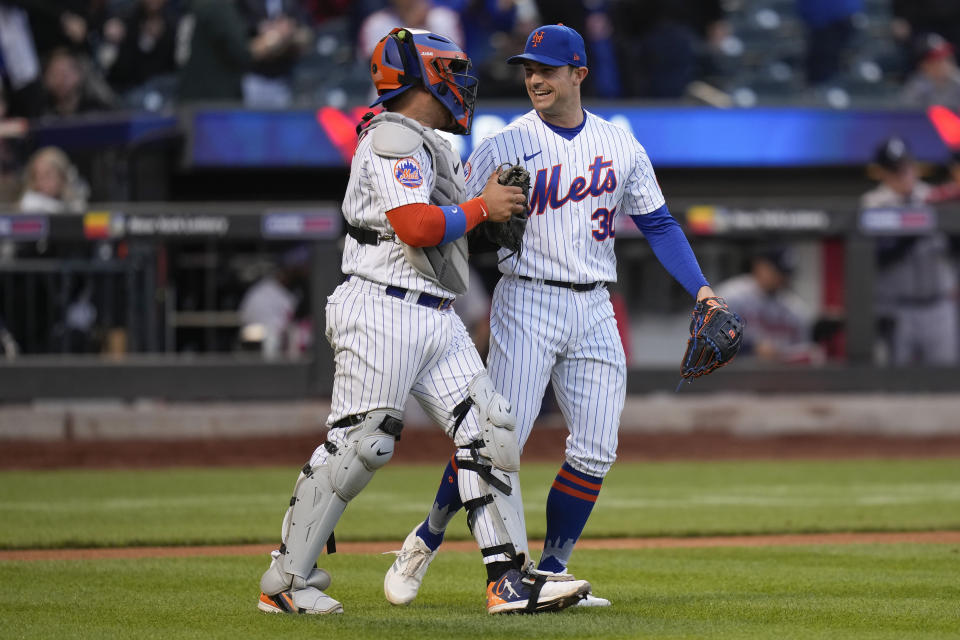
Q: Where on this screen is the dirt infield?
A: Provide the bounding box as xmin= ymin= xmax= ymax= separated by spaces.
xmin=4 ymin=427 xmax=960 ymax=469
xmin=2 ymin=531 xmax=958 ymax=562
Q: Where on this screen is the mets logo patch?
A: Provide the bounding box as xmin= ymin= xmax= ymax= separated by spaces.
xmin=394 ymin=157 xmax=424 ymax=188
xmin=463 ymin=161 xmax=472 ymax=181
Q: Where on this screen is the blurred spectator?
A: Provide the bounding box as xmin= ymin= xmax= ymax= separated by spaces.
xmin=0 ymin=2 xmax=44 ymax=117
xmin=795 ymin=0 xmax=863 ymax=86
xmin=18 ymin=146 xmax=89 ymax=213
xmin=715 ymin=245 xmax=819 ymax=364
xmin=0 ymin=85 xmax=26 ymax=264
xmin=58 ymin=279 xmax=99 ymax=353
xmin=900 ymin=33 xmax=960 ymax=109
xmin=98 ymin=0 xmax=180 ymax=96
xmin=0 ymin=312 xmax=18 ymax=359
xmin=40 ymin=47 xmax=113 ymax=116
xmin=861 ymin=137 xmax=958 ymax=366
xmin=609 ymin=0 xmax=728 ymax=98
xmin=531 ymin=0 xmax=620 ymax=97
xmin=237 ymin=0 xmax=313 ymax=107
xmin=238 ymin=245 xmax=311 ymax=359
xmin=356 ymin=0 xmax=464 ymax=60
xmin=178 ymin=0 xmax=296 ymax=103
xmin=9 ymin=0 xmax=103 ymax=57
xmin=0 ymin=84 xmax=28 ymax=203
xmin=892 ymin=1 xmax=960 ymax=56
xmin=468 ymin=1 xmax=538 ymax=98
xmin=582 ymin=1 xmax=621 ymax=98
xmin=302 ymin=0 xmax=352 ymax=26
xmin=453 ymin=0 xmax=524 ymax=67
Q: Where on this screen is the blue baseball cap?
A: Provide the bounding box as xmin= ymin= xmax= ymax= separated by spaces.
xmin=506 ymin=24 xmax=587 ymax=68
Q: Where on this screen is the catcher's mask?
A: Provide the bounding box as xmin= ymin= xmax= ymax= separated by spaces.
xmin=370 ymin=27 xmax=478 ymax=135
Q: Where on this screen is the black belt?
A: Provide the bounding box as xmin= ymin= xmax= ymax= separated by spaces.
xmin=345 ymin=222 xmax=383 ymax=245
xmin=517 ymin=275 xmax=603 ymax=292
xmin=345 ymin=275 xmax=454 ymax=310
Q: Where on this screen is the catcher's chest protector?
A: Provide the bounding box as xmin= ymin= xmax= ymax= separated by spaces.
xmin=366 ymin=112 xmax=470 ymax=295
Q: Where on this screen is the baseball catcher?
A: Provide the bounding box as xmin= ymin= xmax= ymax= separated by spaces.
xmin=468 ymin=161 xmax=530 ymax=261
xmin=680 ymin=296 xmax=744 ymax=379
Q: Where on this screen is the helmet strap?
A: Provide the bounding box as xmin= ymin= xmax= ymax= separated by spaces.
xmin=355 ymin=111 xmax=377 ymax=136
xmin=392 ymin=29 xmax=421 ymax=87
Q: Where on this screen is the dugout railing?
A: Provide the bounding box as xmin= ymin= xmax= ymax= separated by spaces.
xmin=1 ymin=198 xmax=959 ymax=401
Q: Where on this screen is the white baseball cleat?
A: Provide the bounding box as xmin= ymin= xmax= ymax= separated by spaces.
xmin=384 ymin=527 xmax=437 ymax=605
xmin=575 ymin=593 xmax=611 ymax=607
xmin=257 ymin=587 xmax=343 ymax=614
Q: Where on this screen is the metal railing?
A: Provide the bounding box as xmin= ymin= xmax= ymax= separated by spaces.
xmin=1 ymin=199 xmax=958 ymax=400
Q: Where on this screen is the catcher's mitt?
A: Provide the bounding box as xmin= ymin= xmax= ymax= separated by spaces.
xmin=467 ymin=161 xmax=530 ymax=261
xmin=680 ymin=297 xmax=743 ymax=379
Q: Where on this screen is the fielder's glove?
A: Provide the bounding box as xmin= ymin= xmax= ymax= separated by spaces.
xmin=680 ymin=297 xmax=744 ymax=379
xmin=467 ymin=161 xmax=530 ymax=261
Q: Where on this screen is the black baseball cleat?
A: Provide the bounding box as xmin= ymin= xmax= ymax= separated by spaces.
xmin=485 ymin=568 xmax=590 ymax=614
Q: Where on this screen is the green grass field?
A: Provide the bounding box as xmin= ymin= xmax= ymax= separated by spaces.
xmin=1 ymin=459 xmax=959 ymax=638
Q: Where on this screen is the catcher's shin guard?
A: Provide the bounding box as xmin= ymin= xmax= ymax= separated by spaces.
xmin=456 ymin=448 xmax=529 ymax=565
xmin=260 ymin=549 xmax=332 ymax=597
xmin=456 ymin=373 xmax=519 ymax=471
xmin=450 ymin=372 xmax=527 ymax=563
xmin=263 ymin=409 xmax=403 ymax=589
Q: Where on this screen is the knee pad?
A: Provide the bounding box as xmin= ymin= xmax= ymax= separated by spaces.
xmin=274 ymin=409 xmax=404 ymax=580
xmin=329 ymin=409 xmax=403 ymax=501
xmin=465 ymin=373 xmax=520 ymax=472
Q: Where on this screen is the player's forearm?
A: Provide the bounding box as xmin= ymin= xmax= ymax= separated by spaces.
xmin=630 ymin=205 xmax=709 ymax=297
xmin=385 ymin=199 xmax=489 ymax=247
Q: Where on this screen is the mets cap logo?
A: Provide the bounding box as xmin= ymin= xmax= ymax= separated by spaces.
xmin=532 ymin=31 xmax=544 ymax=47
xmin=394 ymin=157 xmax=424 ymax=188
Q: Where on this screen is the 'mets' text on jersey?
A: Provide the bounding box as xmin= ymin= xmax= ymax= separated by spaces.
xmin=465 ymin=110 xmax=665 ymax=283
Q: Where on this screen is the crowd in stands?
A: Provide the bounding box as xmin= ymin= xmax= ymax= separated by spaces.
xmin=3 ymin=0 xmax=960 ymax=366
xmin=0 ymin=0 xmax=959 ymax=120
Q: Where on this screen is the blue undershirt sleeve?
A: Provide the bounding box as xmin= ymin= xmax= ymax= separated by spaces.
xmin=438 ymin=204 xmax=467 ymax=244
xmin=630 ymin=204 xmax=709 ymax=298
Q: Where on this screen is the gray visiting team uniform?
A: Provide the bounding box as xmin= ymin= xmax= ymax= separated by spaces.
xmin=861 ymin=182 xmax=958 ymax=365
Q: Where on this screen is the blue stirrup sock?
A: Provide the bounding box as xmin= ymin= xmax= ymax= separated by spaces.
xmin=538 ymin=461 xmax=603 ymax=573
xmin=415 ymin=455 xmax=463 ymax=551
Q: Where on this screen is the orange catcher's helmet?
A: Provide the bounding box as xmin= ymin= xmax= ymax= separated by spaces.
xmin=370 ymin=27 xmax=478 ymax=135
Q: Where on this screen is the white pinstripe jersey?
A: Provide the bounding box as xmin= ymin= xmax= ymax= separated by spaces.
xmin=465 ymin=109 xmax=665 ymax=282
xmin=340 ymin=130 xmax=459 ymax=298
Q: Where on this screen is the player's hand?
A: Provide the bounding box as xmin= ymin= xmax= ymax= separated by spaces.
xmin=480 ymin=169 xmax=526 ymax=223
xmin=695 ymin=285 xmax=717 ymax=302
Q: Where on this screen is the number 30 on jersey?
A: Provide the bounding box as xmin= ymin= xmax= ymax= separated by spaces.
xmin=592 ymin=206 xmax=616 ymax=241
